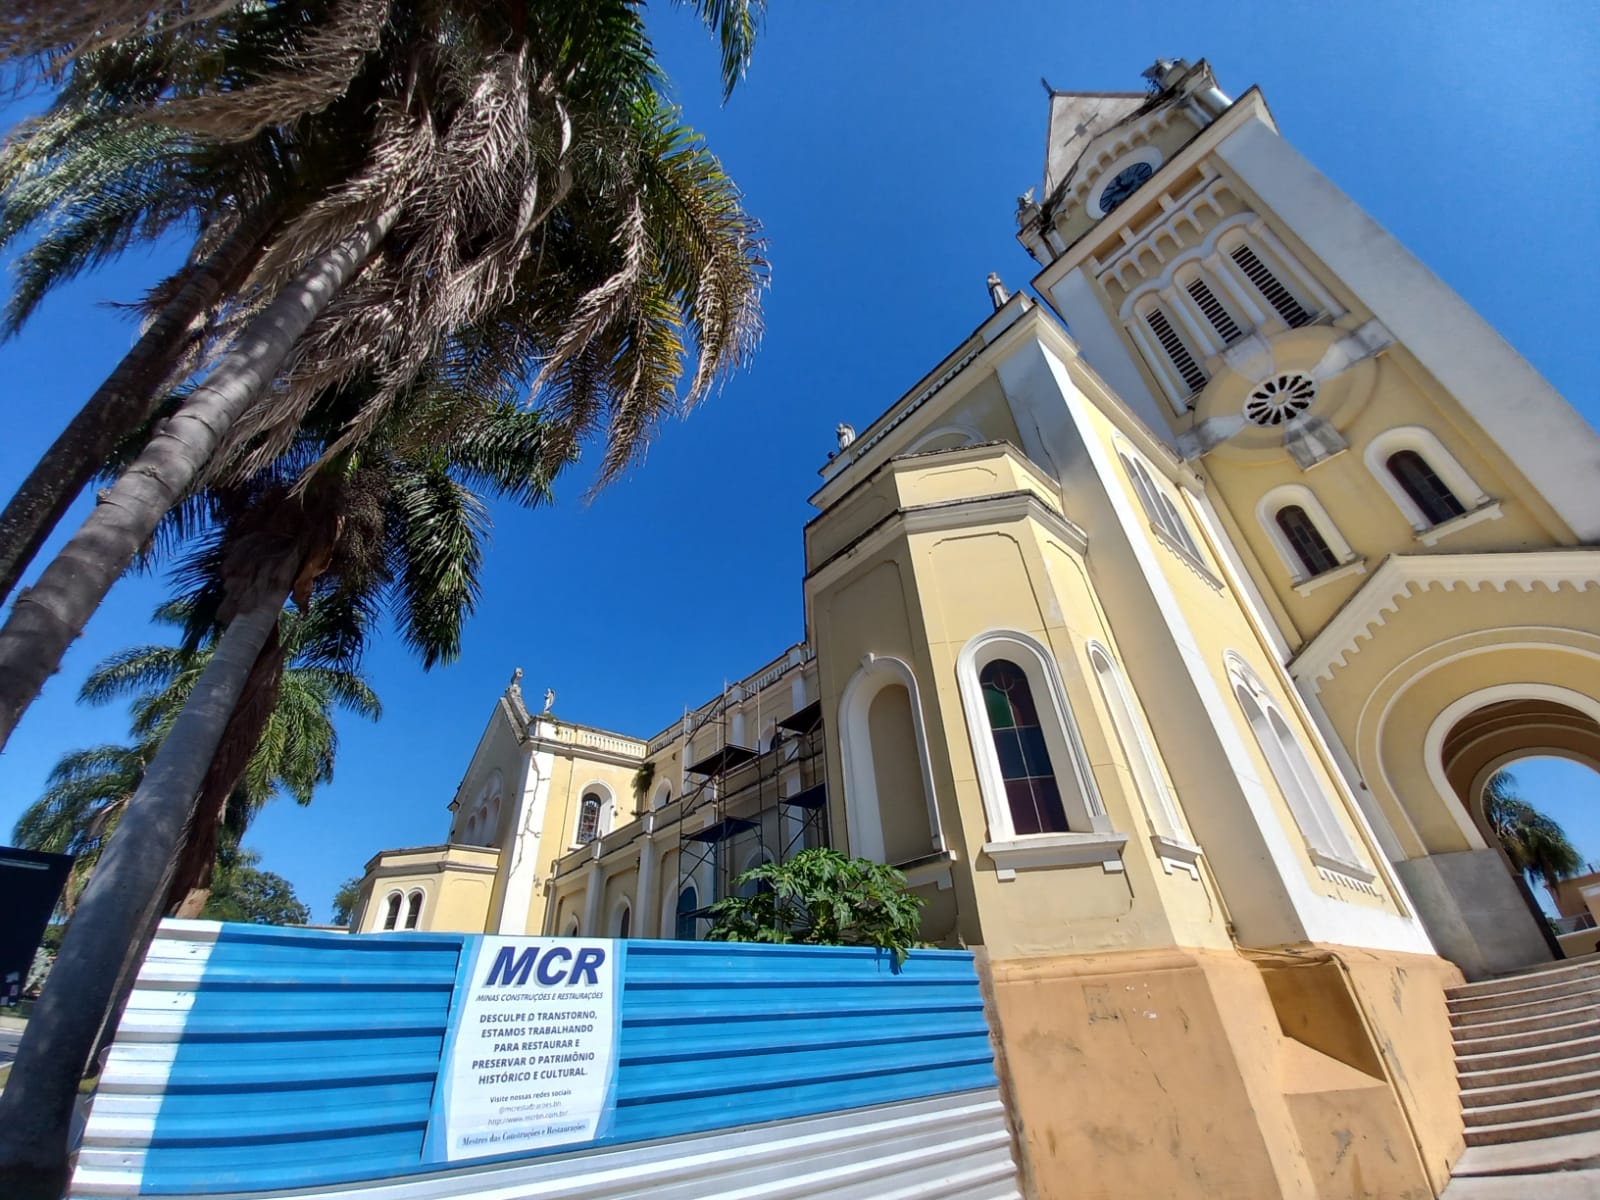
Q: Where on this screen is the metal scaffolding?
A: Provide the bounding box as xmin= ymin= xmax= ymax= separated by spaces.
xmin=671 ymin=682 xmax=828 ymax=940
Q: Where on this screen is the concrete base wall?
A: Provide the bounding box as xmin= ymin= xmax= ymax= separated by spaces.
xmin=1397 ymin=850 xmax=1553 ymax=980
xmin=980 ymin=944 xmax=1463 ymax=1199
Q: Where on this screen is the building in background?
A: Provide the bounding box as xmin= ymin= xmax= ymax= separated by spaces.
xmin=348 ymin=58 xmax=1600 ymax=1198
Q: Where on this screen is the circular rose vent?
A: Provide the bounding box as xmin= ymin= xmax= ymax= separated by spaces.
xmin=1243 ymin=373 xmax=1316 ymax=427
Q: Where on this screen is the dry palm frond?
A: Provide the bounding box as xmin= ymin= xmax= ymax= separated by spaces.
xmin=151 ymin=0 xmax=393 ymax=142
xmin=0 ymin=0 xmax=241 ymax=67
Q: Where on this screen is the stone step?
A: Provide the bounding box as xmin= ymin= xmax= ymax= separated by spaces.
xmin=1457 ymin=1032 xmax=1600 ymax=1076
xmin=1452 ymin=1002 xmax=1600 ymax=1041
xmin=1452 ymin=1013 xmax=1600 ymax=1057
xmin=1449 ymin=970 xmax=1600 ymax=1016
xmin=1462 ymin=1065 xmax=1600 ymax=1109
xmin=1450 ymin=1128 xmax=1600 ymax=1177
xmin=1450 ymin=983 xmax=1600 ymax=1026
xmin=1464 ymin=1105 xmax=1600 ymax=1148
xmin=1442 ymin=1167 xmax=1600 ymax=1199
xmin=1449 ymin=956 xmax=1600 ymax=1001
xmin=1460 ymin=1048 xmax=1600 ymax=1092
xmin=1463 ymin=1084 xmax=1600 ymax=1128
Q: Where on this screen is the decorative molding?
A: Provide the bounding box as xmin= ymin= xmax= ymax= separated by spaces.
xmin=1417 ymin=500 xmax=1503 ymax=546
xmin=982 ymin=832 xmax=1130 ymax=880
xmin=1293 ymin=556 xmax=1366 ymax=597
xmin=1150 ymin=835 xmax=1203 ymax=880
xmin=1290 ymin=551 xmax=1600 ymax=686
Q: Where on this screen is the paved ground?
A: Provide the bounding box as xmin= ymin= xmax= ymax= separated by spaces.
xmin=0 ymin=1027 xmax=20 ymax=1069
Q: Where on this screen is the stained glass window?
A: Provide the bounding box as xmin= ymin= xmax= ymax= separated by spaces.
xmin=980 ymin=660 xmax=1070 ymax=835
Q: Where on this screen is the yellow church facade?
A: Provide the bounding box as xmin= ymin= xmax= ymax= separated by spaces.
xmin=348 ymin=58 xmax=1600 ymax=1198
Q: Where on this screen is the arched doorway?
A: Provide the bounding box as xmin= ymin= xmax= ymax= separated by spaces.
xmin=1434 ymin=694 xmax=1600 ymax=964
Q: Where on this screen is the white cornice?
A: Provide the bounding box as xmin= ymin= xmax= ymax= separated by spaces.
xmin=1290 ymin=550 xmax=1600 ymax=687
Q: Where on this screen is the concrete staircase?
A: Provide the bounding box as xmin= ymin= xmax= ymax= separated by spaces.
xmin=1445 ymin=955 xmax=1600 ymax=1196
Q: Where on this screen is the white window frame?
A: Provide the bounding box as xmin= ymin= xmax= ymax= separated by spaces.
xmin=573 ymin=780 xmax=615 ymax=847
xmin=1214 ymin=224 xmax=1333 ymax=329
xmin=671 ymin=883 xmax=700 ymax=941
xmin=1363 ymin=426 xmax=1494 ymax=540
xmin=956 ymin=629 xmax=1126 ymax=879
xmin=1129 ymin=293 xmax=1210 ymax=408
xmin=610 ymin=896 xmax=632 ymax=939
xmin=381 ymin=891 xmax=402 ymax=931
xmin=1255 ymin=484 xmax=1363 ymax=590
xmin=1115 ymin=444 xmax=1213 ymax=577
xmin=838 ymin=654 xmax=943 ymax=864
xmin=650 ymin=780 xmax=673 ymax=811
xmin=1225 ymin=654 xmax=1370 ymax=878
xmin=1172 ymin=262 xmax=1246 ymax=353
xmin=1085 ymin=642 xmax=1200 ymax=875
xmin=403 ymin=888 xmax=425 ymax=930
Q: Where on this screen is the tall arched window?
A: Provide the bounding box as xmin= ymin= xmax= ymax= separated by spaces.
xmin=1087 ymin=645 xmax=1189 ymax=848
xmin=980 ymin=660 xmax=1070 ymax=836
xmin=1184 ymin=274 xmax=1243 ymax=345
xmin=1227 ymin=242 xmax=1310 ymax=327
xmin=1386 ymin=450 xmax=1466 ymax=527
xmin=404 ymin=890 xmax=424 ymax=930
xmin=1141 ymin=304 xmax=1209 ymax=394
xmin=1274 ymin=505 xmax=1340 ymax=577
xmin=675 ymin=885 xmax=699 ymax=941
xmin=382 ymin=892 xmax=402 ymax=931
xmin=1228 ymin=657 xmax=1362 ymax=869
xmin=614 ymin=902 xmax=631 ymax=939
xmin=576 ymin=793 xmax=602 ymax=844
xmin=1118 ymin=451 xmax=1204 ymax=562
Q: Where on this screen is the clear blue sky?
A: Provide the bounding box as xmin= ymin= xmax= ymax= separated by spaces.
xmin=2 ymin=1 xmax=1598 ymax=922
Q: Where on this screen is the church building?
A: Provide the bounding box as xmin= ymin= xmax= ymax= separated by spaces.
xmin=347 ymin=59 xmax=1600 ymax=1198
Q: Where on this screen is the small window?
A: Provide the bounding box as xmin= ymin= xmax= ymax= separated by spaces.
xmin=1185 ymin=276 xmax=1243 ymax=344
xmin=675 ymin=886 xmax=699 ymax=941
xmin=576 ymin=793 xmax=602 ymax=844
xmin=1142 ymin=305 xmax=1208 ymax=394
xmin=980 ymin=660 xmax=1070 ymax=835
xmin=403 ymin=891 xmax=423 ymax=930
xmin=1119 ymin=452 xmax=1204 ymax=562
xmin=1229 ymin=243 xmax=1311 ymax=327
xmin=382 ymin=892 xmax=402 ymax=931
xmin=616 ymin=904 xmax=631 ymax=939
xmin=1274 ymin=505 xmax=1340 ymax=577
xmin=1386 ymin=451 xmax=1466 ymax=527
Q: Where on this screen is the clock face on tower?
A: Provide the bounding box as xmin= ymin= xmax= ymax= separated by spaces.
xmin=1097 ymin=161 xmax=1155 ymax=215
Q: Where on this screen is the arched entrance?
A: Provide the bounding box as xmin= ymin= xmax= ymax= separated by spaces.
xmin=1428 ymin=690 xmax=1600 ymax=968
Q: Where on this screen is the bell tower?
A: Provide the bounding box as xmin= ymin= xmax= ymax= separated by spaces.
xmin=1019 ymin=58 xmax=1600 ymax=978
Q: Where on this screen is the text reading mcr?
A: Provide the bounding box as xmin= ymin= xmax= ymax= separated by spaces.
xmin=483 ymin=945 xmax=605 ymax=988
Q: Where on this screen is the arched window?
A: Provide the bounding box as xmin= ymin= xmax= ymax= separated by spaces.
xmin=651 ymin=780 xmax=672 ymax=811
xmin=614 ymin=902 xmax=631 ymax=939
xmin=1227 ymin=241 xmax=1311 ymax=327
xmin=980 ymin=660 xmax=1070 ymax=836
xmin=1228 ymin=657 xmax=1361 ymax=869
xmin=576 ymin=793 xmax=602 ymax=844
xmin=1118 ymin=451 xmax=1204 ymax=562
xmin=1386 ymin=450 xmax=1466 ymax=527
xmin=675 ymin=885 xmax=699 ymax=941
xmin=564 ymin=915 xmax=581 ymax=937
xmin=382 ymin=892 xmax=402 ymax=931
xmin=1274 ymin=505 xmax=1340 ymax=577
xmin=403 ymin=890 xmax=424 ymax=930
xmin=1140 ymin=304 xmax=1209 ymax=395
xmin=1183 ymin=274 xmax=1243 ymax=345
xmin=1087 ymin=644 xmax=1189 ymax=847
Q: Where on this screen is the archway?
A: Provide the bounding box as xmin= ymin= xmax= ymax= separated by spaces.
xmin=1435 ymin=694 xmax=1600 ymax=963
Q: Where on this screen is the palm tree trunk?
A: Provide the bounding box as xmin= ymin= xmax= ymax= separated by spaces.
xmin=0 ymin=206 xmax=275 ymax=606
xmin=0 ymin=206 xmax=399 ymax=753
xmin=0 ymin=597 xmax=284 ymax=1200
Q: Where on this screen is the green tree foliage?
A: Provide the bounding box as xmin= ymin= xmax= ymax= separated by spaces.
xmin=706 ymin=848 xmax=925 ymax=964
xmin=1484 ymin=769 xmax=1583 ymax=890
xmin=330 ymin=876 xmax=363 ymax=928
xmin=200 ymin=845 xmax=310 ymax=926
xmin=12 ymin=602 xmax=379 ymax=912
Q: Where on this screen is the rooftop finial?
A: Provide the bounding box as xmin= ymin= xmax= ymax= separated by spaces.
xmin=836 ymin=422 xmax=857 ymax=450
xmin=987 ymin=273 xmax=1010 ymax=310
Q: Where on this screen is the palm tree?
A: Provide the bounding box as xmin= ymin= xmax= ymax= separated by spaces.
xmin=1484 ymin=770 xmax=1583 ymax=891
xmin=12 ymin=601 xmax=380 ymax=914
xmin=0 ymin=384 xmax=565 ymax=1194
xmin=0 ymin=0 xmax=766 ymax=752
